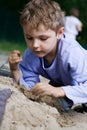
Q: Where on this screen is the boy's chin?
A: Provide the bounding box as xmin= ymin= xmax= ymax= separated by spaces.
xmin=36 ymin=54 xmax=45 ymax=57
xmin=34 ymin=52 xmax=46 ymax=57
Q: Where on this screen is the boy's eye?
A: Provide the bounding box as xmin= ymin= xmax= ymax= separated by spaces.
xmin=40 ymin=37 xmax=49 ymax=41
xmin=26 ymin=37 xmax=33 ymax=40
xmin=25 ymin=35 xmax=49 ymax=41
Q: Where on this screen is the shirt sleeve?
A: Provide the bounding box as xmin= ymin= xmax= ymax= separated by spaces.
xmin=18 ymin=49 xmax=40 ymax=89
xmin=76 ymin=18 xmax=82 ymax=25
xmin=62 ymin=46 xmax=87 ymax=104
xmin=63 ymin=83 xmax=87 ymax=104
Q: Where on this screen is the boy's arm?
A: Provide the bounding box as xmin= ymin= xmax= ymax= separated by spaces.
xmin=8 ymin=50 xmax=22 ymax=84
xmin=11 ymin=69 xmax=21 ymax=84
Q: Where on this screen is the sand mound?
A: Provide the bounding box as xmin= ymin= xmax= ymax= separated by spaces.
xmin=0 ymin=76 xmax=87 ymax=130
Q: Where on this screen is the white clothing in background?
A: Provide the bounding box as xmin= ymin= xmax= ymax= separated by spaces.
xmin=64 ymin=16 xmax=82 ymax=39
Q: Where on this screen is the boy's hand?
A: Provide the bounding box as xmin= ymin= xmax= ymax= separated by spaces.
xmin=30 ymin=82 xmax=65 ymax=98
xmin=31 ymin=83 xmax=53 ymax=97
xmin=8 ymin=50 xmax=22 ymax=71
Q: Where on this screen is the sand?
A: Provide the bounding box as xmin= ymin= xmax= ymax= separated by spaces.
xmin=0 ymin=53 xmax=87 ymax=130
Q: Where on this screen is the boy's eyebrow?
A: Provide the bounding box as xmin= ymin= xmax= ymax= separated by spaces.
xmin=25 ymin=34 xmax=50 ymax=37
xmin=38 ymin=35 xmax=50 ymax=37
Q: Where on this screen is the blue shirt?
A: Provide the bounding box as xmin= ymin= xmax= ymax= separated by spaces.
xmin=19 ymin=34 xmax=87 ymax=104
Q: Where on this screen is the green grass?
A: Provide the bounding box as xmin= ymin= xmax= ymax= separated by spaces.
xmin=0 ymin=40 xmax=27 ymax=54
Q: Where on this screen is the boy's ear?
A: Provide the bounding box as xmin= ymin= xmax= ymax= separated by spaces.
xmin=56 ymin=27 xmax=64 ymax=39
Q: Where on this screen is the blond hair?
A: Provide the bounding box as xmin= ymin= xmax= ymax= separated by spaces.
xmin=20 ymin=0 xmax=64 ymax=31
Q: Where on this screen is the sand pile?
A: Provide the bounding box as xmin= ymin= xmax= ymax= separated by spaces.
xmin=0 ymin=76 xmax=87 ymax=130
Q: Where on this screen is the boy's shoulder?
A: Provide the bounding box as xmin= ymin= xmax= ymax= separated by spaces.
xmin=61 ymin=34 xmax=77 ymax=47
xmin=59 ymin=34 xmax=79 ymax=55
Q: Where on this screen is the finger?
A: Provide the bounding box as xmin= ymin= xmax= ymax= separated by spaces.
xmin=11 ymin=50 xmax=21 ymax=55
xmin=9 ymin=56 xmax=22 ymax=64
xmin=35 ymin=91 xmax=48 ymax=97
xmin=31 ymin=86 xmax=43 ymax=95
xmin=9 ymin=51 xmax=22 ymax=63
xmin=31 ymin=87 xmax=40 ymax=95
xmin=31 ymin=87 xmax=48 ymax=97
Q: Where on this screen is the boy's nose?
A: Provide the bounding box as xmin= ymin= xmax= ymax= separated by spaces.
xmin=33 ymin=39 xmax=40 ymax=48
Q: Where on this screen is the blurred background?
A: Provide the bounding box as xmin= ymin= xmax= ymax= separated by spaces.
xmin=0 ymin=0 xmax=87 ymax=53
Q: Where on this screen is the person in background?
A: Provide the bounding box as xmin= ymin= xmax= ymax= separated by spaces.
xmin=64 ymin=8 xmax=83 ymax=40
xmin=8 ymin=0 xmax=87 ymax=112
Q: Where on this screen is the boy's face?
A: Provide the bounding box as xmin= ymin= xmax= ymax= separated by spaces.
xmin=23 ymin=24 xmax=64 ymax=58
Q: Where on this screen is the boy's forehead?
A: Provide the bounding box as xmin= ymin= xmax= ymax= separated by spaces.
xmin=23 ymin=23 xmax=47 ymax=31
xmin=23 ymin=24 xmax=55 ymax=35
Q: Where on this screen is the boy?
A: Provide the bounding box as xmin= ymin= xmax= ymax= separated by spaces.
xmin=9 ymin=0 xmax=87 ymax=111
